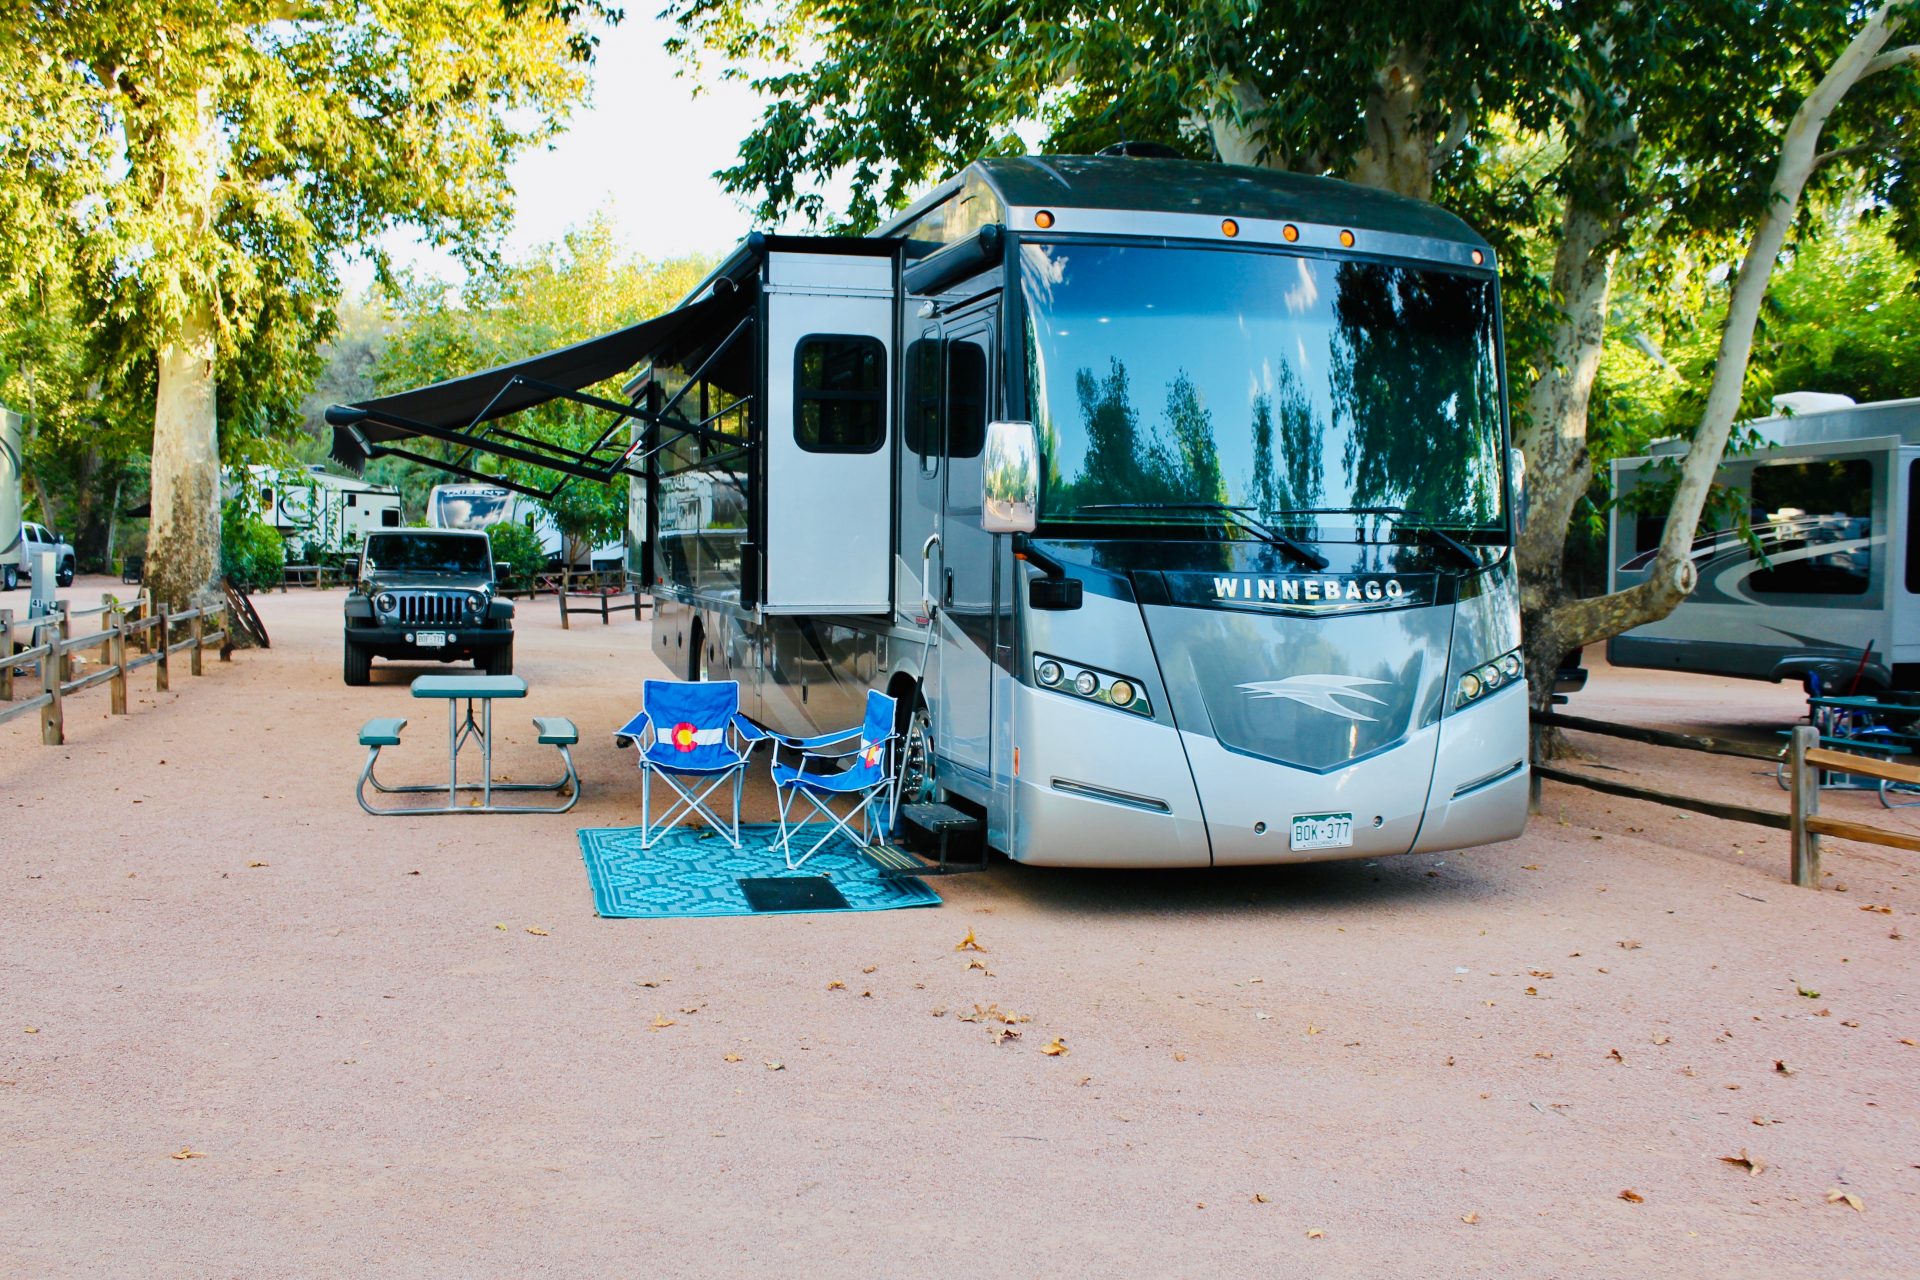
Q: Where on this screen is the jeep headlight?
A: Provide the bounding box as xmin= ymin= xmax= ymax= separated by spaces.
xmin=1456 ymin=647 xmax=1524 ymax=708
xmin=375 ymin=592 xmax=396 ymax=613
xmin=1035 ymin=653 xmax=1152 ymax=717
xmin=468 ymin=592 xmax=485 ymax=613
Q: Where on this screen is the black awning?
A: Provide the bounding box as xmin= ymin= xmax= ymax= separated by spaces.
xmin=326 ymin=290 xmax=741 ymax=472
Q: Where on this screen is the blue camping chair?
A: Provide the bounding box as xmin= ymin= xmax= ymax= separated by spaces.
xmin=770 ymin=689 xmax=899 ymax=869
xmin=613 ymin=679 xmax=767 ymax=848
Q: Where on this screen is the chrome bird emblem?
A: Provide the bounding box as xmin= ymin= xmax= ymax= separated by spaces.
xmin=1236 ymin=673 xmax=1390 ymax=721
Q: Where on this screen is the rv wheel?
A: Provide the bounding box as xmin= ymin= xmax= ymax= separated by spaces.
xmin=895 ymin=702 xmax=935 ymax=810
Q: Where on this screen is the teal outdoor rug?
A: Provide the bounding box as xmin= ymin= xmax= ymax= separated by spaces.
xmin=577 ymin=822 xmax=943 ymax=918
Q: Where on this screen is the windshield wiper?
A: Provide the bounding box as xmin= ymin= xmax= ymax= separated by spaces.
xmin=1081 ymin=503 xmax=1329 ymax=570
xmin=1270 ymin=505 xmax=1483 ymax=571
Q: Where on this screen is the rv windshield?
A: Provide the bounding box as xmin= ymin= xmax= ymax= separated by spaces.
xmin=1019 ymin=242 xmax=1506 ymax=534
xmin=363 ymin=533 xmax=491 ymax=575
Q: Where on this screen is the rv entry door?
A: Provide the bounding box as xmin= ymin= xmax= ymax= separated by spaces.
xmin=935 ymin=310 xmax=997 ymax=781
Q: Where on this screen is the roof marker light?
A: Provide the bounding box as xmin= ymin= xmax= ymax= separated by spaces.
xmin=1034 ymin=209 xmax=1055 ymax=229
xmin=1471 ymin=248 xmax=1486 ymax=265
xmin=1221 ymin=218 xmax=1239 ymax=238
xmin=1338 ymin=229 xmax=1356 ymax=248
xmin=1282 ymin=224 xmax=1299 ymax=242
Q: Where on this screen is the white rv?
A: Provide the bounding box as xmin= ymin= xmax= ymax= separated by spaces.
xmin=1 ymin=406 xmax=20 ymax=591
xmin=329 ymin=154 xmax=1530 ymax=868
xmin=241 ymin=464 xmax=402 ymax=556
xmin=426 ymin=482 xmax=623 ymax=569
xmin=1609 ymin=395 xmax=1918 ymax=692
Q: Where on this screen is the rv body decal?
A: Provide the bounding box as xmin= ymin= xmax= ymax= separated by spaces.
xmin=1235 ymin=674 xmax=1392 ymax=721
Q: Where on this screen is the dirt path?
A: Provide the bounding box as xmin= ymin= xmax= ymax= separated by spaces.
xmin=3 ymin=583 xmax=1915 ymax=1277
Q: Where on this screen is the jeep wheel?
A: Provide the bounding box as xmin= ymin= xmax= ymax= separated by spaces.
xmin=483 ymin=642 xmax=513 ymax=676
xmin=56 ymin=557 xmax=75 ymax=587
xmin=343 ymin=638 xmax=371 ymax=686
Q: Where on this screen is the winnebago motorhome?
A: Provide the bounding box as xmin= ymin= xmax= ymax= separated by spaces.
xmin=242 ymin=464 xmax=401 ymax=556
xmin=1609 ymin=396 xmax=1919 ymax=692
xmin=327 ymin=155 xmax=1528 ymax=867
xmin=427 ymin=482 xmax=623 ymax=569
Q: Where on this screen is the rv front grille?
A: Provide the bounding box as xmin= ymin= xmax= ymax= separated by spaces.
xmin=393 ymin=591 xmax=463 ymax=626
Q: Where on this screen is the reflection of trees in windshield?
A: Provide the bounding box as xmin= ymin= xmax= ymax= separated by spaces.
xmin=1330 ymin=263 xmax=1502 ymax=524
xmin=1250 ymin=360 xmax=1325 ymax=521
xmin=1057 ymin=359 xmax=1228 ymax=510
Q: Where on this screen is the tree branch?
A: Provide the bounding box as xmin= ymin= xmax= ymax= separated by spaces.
xmin=1862 ymin=43 xmax=1920 ymax=78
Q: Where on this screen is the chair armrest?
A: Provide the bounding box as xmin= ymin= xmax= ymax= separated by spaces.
xmin=732 ymin=713 xmax=770 ymax=743
xmin=771 ymin=726 xmax=860 ymax=750
xmin=612 ymin=710 xmax=652 ymax=748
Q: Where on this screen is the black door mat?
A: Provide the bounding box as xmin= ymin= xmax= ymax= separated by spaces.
xmin=737 ymin=876 xmax=853 ymax=913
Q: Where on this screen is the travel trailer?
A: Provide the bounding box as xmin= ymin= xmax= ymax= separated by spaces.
xmin=241 ymin=464 xmax=402 ymax=556
xmin=426 ymin=482 xmax=623 ymax=569
xmin=1 ymin=406 xmax=20 ymax=591
xmin=328 ymin=154 xmax=1529 ymax=867
xmin=1609 ymin=395 xmax=1919 ymax=692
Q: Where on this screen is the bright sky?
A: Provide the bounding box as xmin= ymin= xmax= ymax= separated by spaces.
xmin=351 ymin=9 xmax=799 ymax=290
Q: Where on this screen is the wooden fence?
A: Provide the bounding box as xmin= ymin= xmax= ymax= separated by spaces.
xmin=0 ymin=594 xmax=231 ymax=746
xmin=557 ymin=575 xmax=649 ymax=629
xmin=1531 ymin=709 xmax=1920 ymax=888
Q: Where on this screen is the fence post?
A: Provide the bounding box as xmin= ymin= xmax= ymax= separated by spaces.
xmin=1789 ymin=725 xmax=1821 ymax=888
xmin=218 ymin=603 xmax=231 ymax=662
xmin=189 ymin=609 xmax=204 ymax=676
xmin=108 ymin=612 xmax=127 ymax=715
xmin=155 ymin=605 xmax=171 ymax=693
xmin=135 ymin=592 xmax=151 ymax=654
xmin=57 ymin=602 xmax=72 ymax=682
xmin=0 ymin=608 xmax=12 ymax=702
xmin=559 ymin=589 xmax=570 ymax=631
xmin=39 ymin=617 xmax=62 ymax=745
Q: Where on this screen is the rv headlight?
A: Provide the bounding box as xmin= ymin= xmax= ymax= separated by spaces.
xmin=1036 ymin=659 xmax=1063 ymax=686
xmin=1107 ymin=678 xmax=1137 ymax=708
xmin=376 ymin=592 xmax=396 ymax=613
xmin=1455 ymin=647 xmax=1524 ymax=709
xmin=1034 ymin=653 xmax=1152 ymax=716
xmin=1073 ymin=670 xmax=1100 ymax=697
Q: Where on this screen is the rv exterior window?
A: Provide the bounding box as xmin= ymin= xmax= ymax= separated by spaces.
xmin=381 ymin=509 xmax=400 ymax=528
xmin=1747 ymin=458 xmax=1871 ymax=596
xmin=795 ymin=335 xmax=885 ymax=454
xmin=904 ymin=337 xmax=943 ymax=472
xmin=1910 ymin=459 xmax=1920 ymax=594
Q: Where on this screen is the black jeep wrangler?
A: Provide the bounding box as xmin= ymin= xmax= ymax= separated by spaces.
xmin=343 ymin=529 xmax=514 ymax=686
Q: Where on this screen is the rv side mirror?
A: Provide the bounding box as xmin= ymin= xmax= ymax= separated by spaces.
xmin=981 ymin=420 xmax=1039 ymax=534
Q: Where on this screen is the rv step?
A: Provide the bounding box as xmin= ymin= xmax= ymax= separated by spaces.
xmin=891 ymin=802 xmax=990 ymax=876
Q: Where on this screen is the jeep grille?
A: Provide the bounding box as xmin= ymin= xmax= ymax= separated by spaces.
xmin=393 ymin=591 xmax=464 ymax=626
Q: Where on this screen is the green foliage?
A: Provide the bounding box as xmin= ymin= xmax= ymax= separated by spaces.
xmin=486 ymin=520 xmax=548 ymax=590
xmin=220 ymin=502 xmax=285 ymax=593
xmin=375 ymin=216 xmax=711 ymax=545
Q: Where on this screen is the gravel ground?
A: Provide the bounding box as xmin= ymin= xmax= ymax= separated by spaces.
xmin=2 ymin=577 xmax=1916 ymax=1278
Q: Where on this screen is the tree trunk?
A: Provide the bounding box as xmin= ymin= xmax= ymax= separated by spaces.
xmin=1346 ymin=44 xmax=1439 ymax=201
xmin=1523 ymin=6 xmax=1905 ymax=739
xmin=142 ymin=86 xmax=224 ymax=611
xmin=145 ymin=297 xmax=221 ymax=609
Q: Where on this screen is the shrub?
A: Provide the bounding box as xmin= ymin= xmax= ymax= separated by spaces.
xmin=486 ymin=520 xmax=546 ymax=590
xmin=221 ymin=502 xmax=286 ymax=592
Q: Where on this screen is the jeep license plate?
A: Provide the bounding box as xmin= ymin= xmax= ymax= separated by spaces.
xmin=1290 ymin=812 xmax=1354 ymax=851
xmin=416 ymin=631 xmax=448 ymax=648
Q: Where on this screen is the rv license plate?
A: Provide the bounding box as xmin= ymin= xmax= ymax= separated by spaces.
xmin=1290 ymin=812 xmax=1354 ymax=851
xmin=415 ymin=631 xmax=448 ymax=648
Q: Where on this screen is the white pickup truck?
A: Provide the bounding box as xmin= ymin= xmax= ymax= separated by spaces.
xmin=10 ymin=521 xmax=77 ymax=590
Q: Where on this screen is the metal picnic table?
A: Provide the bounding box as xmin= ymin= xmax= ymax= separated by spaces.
xmin=354 ymin=674 xmax=580 ymax=814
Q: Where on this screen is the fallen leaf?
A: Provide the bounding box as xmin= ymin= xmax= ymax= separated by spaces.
xmin=494 ymin=923 xmax=507 ymax=931
xmin=1826 ymin=1189 xmax=1863 ymax=1212
xmin=1900 ymin=1038 xmax=1916 ymax=1047
xmin=1173 ymin=1052 xmax=1187 ymax=1062
xmin=1608 ymin=1048 xmax=1624 ymax=1063
xmin=679 ymin=1005 xmax=702 ymax=1015
xmin=930 ymin=1007 xmax=947 ymax=1017
xmin=965 ymin=958 xmax=991 ymax=973
xmin=1305 ymin=1228 xmax=1325 ymax=1239
xmin=1461 ymin=1212 xmax=1479 ymax=1224
xmin=1797 ymin=985 xmax=1820 ymax=999
xmin=1040 ymin=1037 xmax=1069 ymax=1056
xmin=862 ymin=965 xmax=877 ymax=974
xmin=525 ymin=926 xmax=549 ymax=936
xmin=955 ymin=929 xmax=985 ymax=952
xmin=1525 ymin=987 xmax=1539 ymax=997
xmin=170 ymin=1148 xmax=206 ymax=1160
xmin=247 ymin=861 xmax=268 ymax=868
xmin=23 ymin=1027 xmax=37 ymax=1035
xmin=1618 ymin=1189 xmax=1644 ymax=1204
xmin=1751 ymin=1116 xmax=1776 ymax=1126
xmin=1618 ymin=940 xmax=1641 ymax=950
xmin=637 ymin=980 xmax=662 ymax=988
xmin=1861 ymin=904 xmax=1893 ymax=914
xmin=990 ymin=1026 xmax=1021 ymax=1044
xmin=723 ymin=1053 xmax=742 ymax=1063
xmin=650 ymin=1014 xmax=675 ymax=1030
xmin=1652 ymin=1034 xmax=1670 ymax=1046
xmin=1720 ymin=1149 xmax=1765 ymax=1176
xmin=764 ymin=1060 xmax=785 ymax=1071
xmin=1252 ymin=1193 xmax=1270 ymax=1204
xmin=1774 ymin=1060 xmax=1794 ymax=1076
xmin=1306 ymin=1023 xmax=1322 ymax=1035
xmin=826 ymin=980 xmax=846 ymax=990
xmin=1529 ymin=970 xmax=1554 ymax=979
